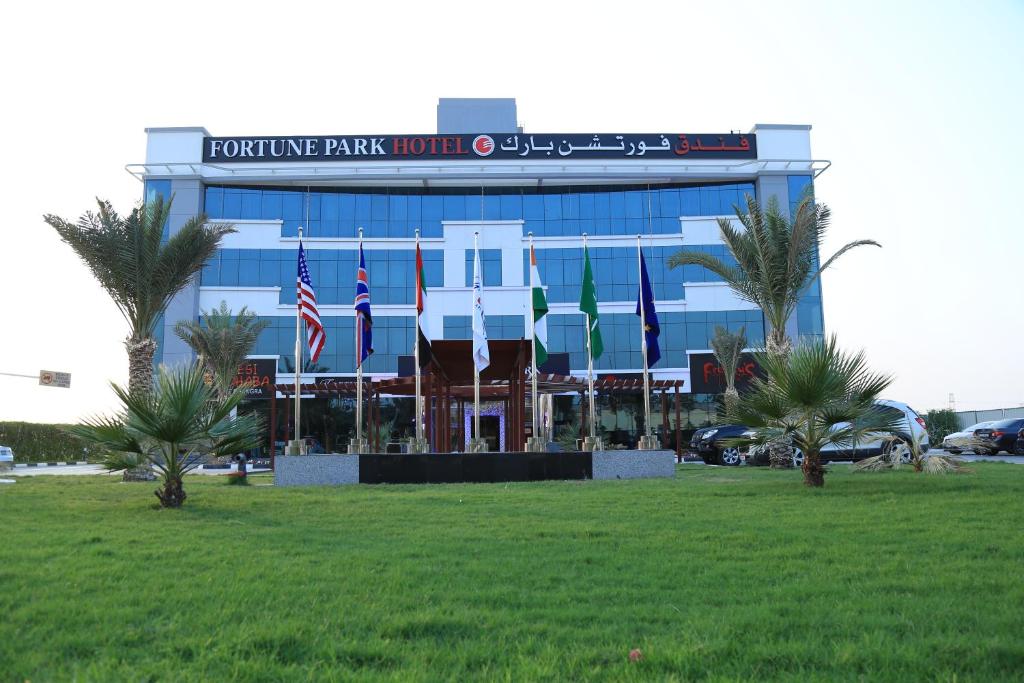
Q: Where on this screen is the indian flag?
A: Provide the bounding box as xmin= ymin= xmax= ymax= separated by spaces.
xmin=530 ymin=244 xmax=549 ymax=367
xmin=415 ymin=243 xmax=432 ymax=367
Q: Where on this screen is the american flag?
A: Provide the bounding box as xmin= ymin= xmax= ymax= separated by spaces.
xmin=297 ymin=242 xmax=326 ymax=363
xmin=354 ymin=242 xmax=373 ymax=367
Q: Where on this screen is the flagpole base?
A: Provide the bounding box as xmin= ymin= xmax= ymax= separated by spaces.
xmin=526 ymin=436 xmax=546 ymax=453
xmin=638 ymin=435 xmax=659 ymax=451
xmin=347 ymin=438 xmax=369 ymax=454
xmin=582 ymin=436 xmax=604 ymax=452
xmin=407 ymin=437 xmax=430 ymax=454
xmin=468 ymin=438 xmax=489 ymax=453
xmin=286 ymin=440 xmax=305 ymax=456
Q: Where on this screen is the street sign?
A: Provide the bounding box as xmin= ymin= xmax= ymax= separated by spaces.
xmin=39 ymin=370 xmax=71 ymax=388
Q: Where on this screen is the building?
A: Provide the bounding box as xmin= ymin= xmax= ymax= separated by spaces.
xmin=134 ymin=98 xmax=826 ymax=450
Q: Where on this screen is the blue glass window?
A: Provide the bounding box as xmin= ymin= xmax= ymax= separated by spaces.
xmin=464 ymin=249 xmax=501 ymax=287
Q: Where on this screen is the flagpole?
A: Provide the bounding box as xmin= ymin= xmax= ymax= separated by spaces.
xmin=583 ymin=233 xmax=597 ymax=447
xmin=473 ymin=232 xmax=482 ymax=451
xmin=413 ymin=228 xmax=423 ymax=452
xmin=355 ymin=227 xmax=364 ymax=451
xmin=637 ymin=235 xmax=654 ymax=449
xmin=528 ymin=232 xmax=542 ymax=452
xmin=292 ymin=226 xmax=303 ymax=455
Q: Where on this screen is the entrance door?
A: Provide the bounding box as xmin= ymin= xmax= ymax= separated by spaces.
xmin=476 ymin=415 xmax=500 ymax=452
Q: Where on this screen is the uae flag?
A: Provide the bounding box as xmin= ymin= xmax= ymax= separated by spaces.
xmin=530 ymin=245 xmax=549 ymax=367
xmin=415 ymin=243 xmax=432 ymax=368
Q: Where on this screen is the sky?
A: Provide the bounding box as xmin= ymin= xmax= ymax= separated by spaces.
xmin=1 ymin=0 xmax=1021 ymax=423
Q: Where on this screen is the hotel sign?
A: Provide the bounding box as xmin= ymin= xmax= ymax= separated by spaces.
xmin=203 ymin=133 xmax=756 ymax=163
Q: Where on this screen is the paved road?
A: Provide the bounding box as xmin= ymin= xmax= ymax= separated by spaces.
xmin=4 ymin=464 xmax=270 ymax=477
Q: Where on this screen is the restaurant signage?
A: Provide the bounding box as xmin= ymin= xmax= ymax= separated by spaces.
xmin=688 ymin=352 xmax=763 ymax=395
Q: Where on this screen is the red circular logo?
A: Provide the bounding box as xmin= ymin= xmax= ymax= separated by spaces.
xmin=472 ymin=135 xmax=495 ymax=157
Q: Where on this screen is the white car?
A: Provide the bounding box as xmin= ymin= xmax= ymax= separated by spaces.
xmin=746 ymin=399 xmax=930 ymax=467
xmin=942 ymin=422 xmax=995 ymax=454
xmin=0 ymin=445 xmax=13 ymax=471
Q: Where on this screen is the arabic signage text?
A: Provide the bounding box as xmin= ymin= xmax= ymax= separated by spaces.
xmin=203 ymin=133 xmax=756 ymax=163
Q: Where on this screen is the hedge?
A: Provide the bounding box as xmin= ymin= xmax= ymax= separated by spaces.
xmin=0 ymin=422 xmax=94 ymax=463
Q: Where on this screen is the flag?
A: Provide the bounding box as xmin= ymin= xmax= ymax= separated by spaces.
xmin=354 ymin=242 xmax=373 ymax=368
xmin=530 ymin=245 xmax=549 ymax=367
xmin=579 ymin=244 xmax=604 ymax=359
xmin=471 ymin=245 xmax=490 ymax=372
xmin=415 ymin=243 xmax=432 ymax=368
xmin=635 ymin=248 xmax=661 ymax=367
xmin=297 ymin=242 xmax=326 ymax=363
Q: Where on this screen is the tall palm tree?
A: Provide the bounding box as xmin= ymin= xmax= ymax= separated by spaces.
xmin=710 ymin=325 xmax=747 ymax=415
xmin=72 ymin=364 xmax=263 ymax=507
xmin=668 ymin=193 xmax=879 ymax=358
xmin=729 ymin=336 xmax=901 ymax=487
xmin=44 ymin=196 xmax=234 ymax=397
xmin=174 ymin=301 xmax=270 ymax=400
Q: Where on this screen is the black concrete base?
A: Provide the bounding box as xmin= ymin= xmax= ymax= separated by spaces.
xmin=358 ymin=451 xmax=591 ymax=484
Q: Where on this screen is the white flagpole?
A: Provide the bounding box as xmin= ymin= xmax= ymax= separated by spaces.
xmin=529 ymin=232 xmax=540 ymax=451
xmin=473 ymin=232 xmax=481 ymax=450
xmin=583 ymin=233 xmax=596 ymax=443
xmin=637 ymin=235 xmax=653 ymax=444
xmin=293 ymin=226 xmax=303 ymax=452
xmin=356 ymin=227 xmax=364 ymax=450
xmin=413 ymin=228 xmax=423 ymax=450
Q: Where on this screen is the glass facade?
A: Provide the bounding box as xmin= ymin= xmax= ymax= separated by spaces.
xmin=188 ymin=177 xmax=822 ymax=378
xmin=203 ymin=182 xmax=755 ymax=239
xmin=787 ymin=174 xmax=824 ymax=343
xmin=464 ymin=249 xmax=501 ymax=287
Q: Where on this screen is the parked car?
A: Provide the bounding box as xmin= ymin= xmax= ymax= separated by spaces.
xmin=971 ymin=418 xmax=1024 ymax=455
xmin=689 ymin=424 xmax=748 ymax=465
xmin=1015 ymin=428 xmax=1024 ymax=456
xmin=743 ymin=399 xmax=930 ymax=466
xmin=942 ymin=421 xmax=996 ymax=454
xmin=0 ymin=445 xmax=13 ymax=471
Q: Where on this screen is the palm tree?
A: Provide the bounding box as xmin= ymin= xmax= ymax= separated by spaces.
xmin=174 ymin=301 xmax=270 ymax=400
xmin=710 ymin=325 xmax=747 ymax=415
xmin=668 ymin=193 xmax=879 ymax=358
xmin=728 ymin=336 xmax=901 ymax=487
xmin=44 ymin=196 xmax=234 ymax=397
xmin=71 ymin=364 xmax=263 ymax=508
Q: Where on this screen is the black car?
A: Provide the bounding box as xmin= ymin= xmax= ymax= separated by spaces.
xmin=973 ymin=418 xmax=1024 ymax=455
xmin=689 ymin=424 xmax=749 ymax=466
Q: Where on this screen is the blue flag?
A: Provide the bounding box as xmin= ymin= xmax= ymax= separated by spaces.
xmin=354 ymin=243 xmax=373 ymax=367
xmin=636 ymin=249 xmax=661 ymax=366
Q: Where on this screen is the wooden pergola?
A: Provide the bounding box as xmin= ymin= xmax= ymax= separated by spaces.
xmin=268 ymin=339 xmax=687 ymax=461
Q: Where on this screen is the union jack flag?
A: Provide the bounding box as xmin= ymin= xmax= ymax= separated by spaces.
xmin=297 ymin=242 xmax=325 ymax=363
xmin=354 ymin=243 xmax=373 ymax=367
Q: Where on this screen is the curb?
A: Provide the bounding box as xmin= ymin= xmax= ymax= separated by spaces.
xmin=13 ymin=461 xmax=90 ymax=468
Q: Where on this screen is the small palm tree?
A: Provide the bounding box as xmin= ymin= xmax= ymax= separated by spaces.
xmin=174 ymin=301 xmax=270 ymax=400
xmin=728 ymin=336 xmax=901 ymax=487
xmin=668 ymin=193 xmax=879 ymax=358
xmin=710 ymin=325 xmax=747 ymax=415
xmin=71 ymin=365 xmax=263 ymax=508
xmin=45 ymin=196 xmax=234 ymax=397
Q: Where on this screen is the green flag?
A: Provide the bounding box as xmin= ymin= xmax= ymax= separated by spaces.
xmin=579 ymin=245 xmax=604 ymax=359
xmin=530 ymin=244 xmax=549 ymax=366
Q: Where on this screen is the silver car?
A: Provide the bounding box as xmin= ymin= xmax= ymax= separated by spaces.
xmin=942 ymin=422 xmax=995 ymax=454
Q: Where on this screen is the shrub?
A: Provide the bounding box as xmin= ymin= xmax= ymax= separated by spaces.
xmin=0 ymin=422 xmax=93 ymax=463
xmin=925 ymin=409 xmax=960 ymax=446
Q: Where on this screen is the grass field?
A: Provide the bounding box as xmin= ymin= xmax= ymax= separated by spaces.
xmin=1 ymin=464 xmax=1023 ymax=681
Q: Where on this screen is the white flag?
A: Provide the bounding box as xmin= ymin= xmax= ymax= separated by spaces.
xmin=472 ymin=245 xmax=490 ymax=372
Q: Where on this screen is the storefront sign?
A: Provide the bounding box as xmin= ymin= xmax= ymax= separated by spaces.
xmin=233 ymin=359 xmax=276 ymax=398
xmin=203 ymin=133 xmax=756 ymax=163
xmin=688 ymin=352 xmax=763 ymax=395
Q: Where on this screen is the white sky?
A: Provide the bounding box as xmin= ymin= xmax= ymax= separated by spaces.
xmin=1 ymin=0 xmax=1021 ymax=423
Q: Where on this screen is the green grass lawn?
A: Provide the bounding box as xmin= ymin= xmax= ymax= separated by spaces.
xmin=1 ymin=464 xmax=1023 ymax=681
